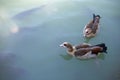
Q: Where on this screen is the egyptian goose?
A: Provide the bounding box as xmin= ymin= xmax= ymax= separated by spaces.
xmin=83 ymin=14 xmax=101 ymax=38
xmin=60 ymin=42 xmax=107 ymax=59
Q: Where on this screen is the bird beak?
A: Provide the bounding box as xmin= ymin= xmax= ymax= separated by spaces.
xmin=60 ymin=44 xmax=66 ymax=48
xmin=60 ymin=44 xmax=64 ymax=47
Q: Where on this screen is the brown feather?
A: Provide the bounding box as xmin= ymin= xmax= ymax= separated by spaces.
xmin=75 ymin=43 xmax=90 ymax=49
xmin=91 ymin=46 xmax=102 ymax=55
xmin=74 ymin=48 xmax=92 ymax=56
xmin=84 ymin=15 xmax=100 ymax=37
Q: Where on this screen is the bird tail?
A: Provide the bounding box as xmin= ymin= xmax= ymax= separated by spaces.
xmin=94 ymin=43 xmax=107 ymax=53
xmin=93 ymin=13 xmax=101 ymax=23
xmin=93 ymin=13 xmax=96 ymax=23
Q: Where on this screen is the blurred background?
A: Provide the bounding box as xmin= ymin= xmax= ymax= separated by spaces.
xmin=0 ymin=0 xmax=120 ymax=80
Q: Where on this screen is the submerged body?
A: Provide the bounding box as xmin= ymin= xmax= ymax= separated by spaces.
xmin=83 ymin=14 xmax=101 ymax=38
xmin=60 ymin=42 xmax=107 ymax=59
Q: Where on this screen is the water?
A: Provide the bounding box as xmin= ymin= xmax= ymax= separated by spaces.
xmin=0 ymin=0 xmax=120 ymax=80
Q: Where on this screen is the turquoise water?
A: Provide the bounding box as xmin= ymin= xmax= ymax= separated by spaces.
xmin=0 ymin=0 xmax=120 ymax=80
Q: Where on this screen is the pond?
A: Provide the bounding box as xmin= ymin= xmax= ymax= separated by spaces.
xmin=0 ymin=0 xmax=120 ymax=80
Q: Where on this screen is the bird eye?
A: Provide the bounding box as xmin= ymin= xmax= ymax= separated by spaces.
xmin=64 ymin=44 xmax=67 ymax=46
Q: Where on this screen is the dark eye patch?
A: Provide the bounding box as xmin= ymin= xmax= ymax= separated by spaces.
xmin=64 ymin=44 xmax=67 ymax=46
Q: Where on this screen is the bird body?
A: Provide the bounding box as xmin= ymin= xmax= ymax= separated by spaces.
xmin=83 ymin=14 xmax=101 ymax=38
xmin=60 ymin=42 xmax=107 ymax=59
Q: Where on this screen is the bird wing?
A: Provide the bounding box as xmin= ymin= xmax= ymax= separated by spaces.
xmin=74 ymin=48 xmax=91 ymax=56
xmin=75 ymin=43 xmax=91 ymax=49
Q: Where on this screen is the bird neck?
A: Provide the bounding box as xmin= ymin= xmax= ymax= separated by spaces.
xmin=65 ymin=44 xmax=74 ymax=52
xmin=67 ymin=46 xmax=76 ymax=56
xmin=68 ymin=47 xmax=74 ymax=52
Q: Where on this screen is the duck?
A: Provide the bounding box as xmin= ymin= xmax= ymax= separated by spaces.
xmin=83 ymin=14 xmax=101 ymax=38
xmin=60 ymin=42 xmax=107 ymax=59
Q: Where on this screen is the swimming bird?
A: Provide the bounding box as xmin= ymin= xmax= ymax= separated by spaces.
xmin=60 ymin=42 xmax=107 ymax=59
xmin=83 ymin=14 xmax=101 ymax=38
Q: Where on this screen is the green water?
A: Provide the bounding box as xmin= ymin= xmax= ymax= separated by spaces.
xmin=0 ymin=0 xmax=120 ymax=80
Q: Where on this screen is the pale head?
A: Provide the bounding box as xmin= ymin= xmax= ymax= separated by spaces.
xmin=60 ymin=42 xmax=70 ymax=48
xmin=85 ymin=28 xmax=92 ymax=35
xmin=60 ymin=42 xmax=74 ymax=52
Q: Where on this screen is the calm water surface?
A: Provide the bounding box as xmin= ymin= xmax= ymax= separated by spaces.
xmin=0 ymin=0 xmax=120 ymax=80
